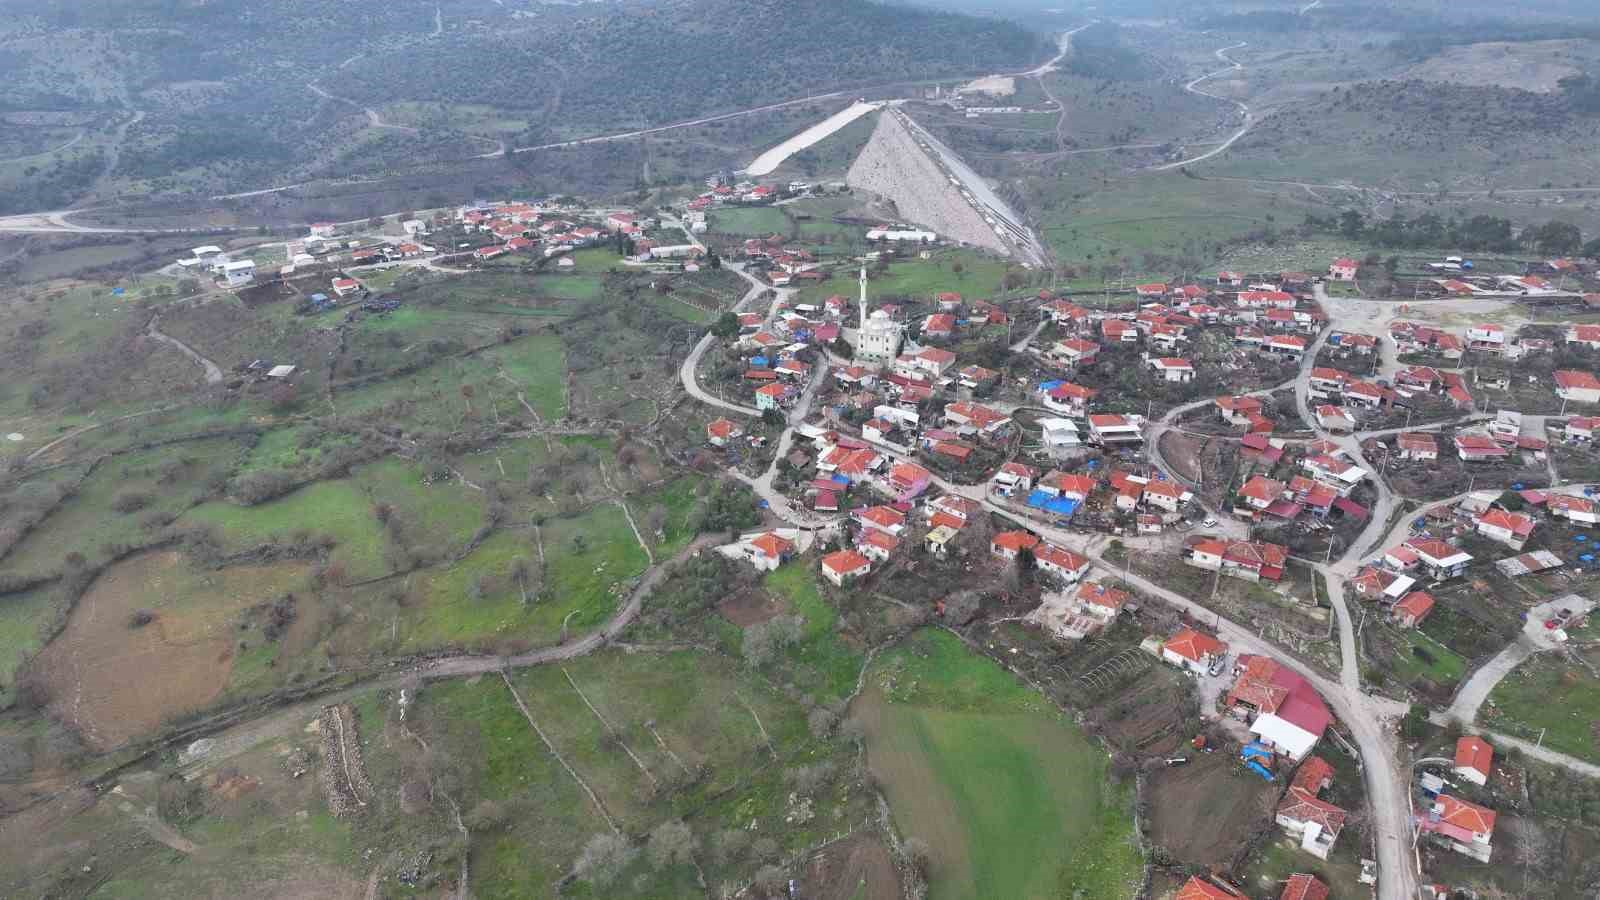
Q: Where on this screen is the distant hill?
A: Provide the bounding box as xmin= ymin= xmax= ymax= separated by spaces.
xmin=0 ymin=0 xmax=1048 ymax=213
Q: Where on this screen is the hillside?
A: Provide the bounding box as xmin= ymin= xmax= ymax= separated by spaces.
xmin=1206 ymin=78 xmax=1600 ymax=190
xmin=0 ymin=0 xmax=1048 ymax=213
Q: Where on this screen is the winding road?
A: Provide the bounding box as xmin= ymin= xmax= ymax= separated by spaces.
xmin=1152 ymin=42 xmax=1253 ymax=172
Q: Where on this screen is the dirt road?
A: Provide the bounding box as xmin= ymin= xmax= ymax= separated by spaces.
xmin=146 ymin=313 xmax=223 ymax=384
xmin=1151 ymin=43 xmax=1252 ymax=172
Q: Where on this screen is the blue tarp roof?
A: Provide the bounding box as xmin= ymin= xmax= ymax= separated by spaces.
xmin=1025 ymin=490 xmax=1079 ymax=516
xmin=831 ymin=474 xmax=850 ymax=484
xmin=1038 ymin=379 xmax=1065 ymax=391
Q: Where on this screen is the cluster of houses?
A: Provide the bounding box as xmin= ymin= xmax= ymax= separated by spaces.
xmin=1176 ymin=873 xmax=1331 ymax=900
xmin=1415 ymin=736 xmax=1501 ymax=862
xmin=459 ymin=203 xmax=679 ymax=263
xmin=1034 ymin=275 xmax=1333 ymax=397
xmin=1231 ymin=439 xmax=1371 ymax=526
xmin=990 ymin=461 xmax=1192 ymax=533
xmin=682 ymin=177 xmax=795 ymax=214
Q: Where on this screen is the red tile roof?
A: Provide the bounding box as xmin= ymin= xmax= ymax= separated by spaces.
xmin=1556 ymin=369 xmax=1600 ymax=391
xmin=1435 ymin=794 xmax=1496 ymax=835
xmin=1164 ymin=627 xmax=1226 ymax=663
xmin=1176 ymin=877 xmax=1246 ymax=900
xmin=1394 ymin=590 xmax=1435 ymax=623
xmin=821 ymin=549 xmax=871 ymax=576
xmin=1455 ymin=736 xmax=1493 ymax=777
xmin=1077 ymin=582 xmax=1130 ymax=612
xmin=992 ymin=530 xmax=1040 ymax=553
xmin=750 ymin=532 xmax=793 ymax=558
xmin=1280 ymin=874 xmax=1329 ymax=900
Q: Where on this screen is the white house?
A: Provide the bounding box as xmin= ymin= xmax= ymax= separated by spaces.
xmin=220 ymin=259 xmax=256 ymax=287
xmin=1329 ymin=258 xmax=1359 ymax=281
xmin=1475 ymin=510 xmax=1535 ymax=550
xmin=820 ymin=549 xmax=872 ymax=587
xmin=1162 ymin=628 xmax=1227 ymax=675
xmin=1549 ymin=494 xmax=1600 ymax=525
xmin=1148 ymin=357 xmax=1195 ymax=383
xmin=1454 ymin=736 xmax=1493 ymax=786
xmin=1555 ymin=370 xmax=1600 ymax=404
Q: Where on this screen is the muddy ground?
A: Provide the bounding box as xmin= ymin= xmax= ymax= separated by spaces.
xmin=1146 ymin=750 xmax=1277 ymax=868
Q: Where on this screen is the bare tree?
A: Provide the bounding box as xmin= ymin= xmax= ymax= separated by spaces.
xmin=646 ymin=819 xmax=697 ymax=868
xmin=574 ymin=833 xmax=636 ymax=887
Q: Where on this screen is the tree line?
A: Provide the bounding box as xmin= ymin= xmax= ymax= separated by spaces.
xmin=1305 ymin=209 xmax=1600 ymax=257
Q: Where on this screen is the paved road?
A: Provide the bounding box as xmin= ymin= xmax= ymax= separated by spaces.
xmin=1446 ymin=594 xmax=1595 ymax=725
xmin=677 ymin=266 xmax=774 ymax=418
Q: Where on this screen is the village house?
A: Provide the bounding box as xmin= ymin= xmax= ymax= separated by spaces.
xmin=1148 ymin=357 xmax=1196 ymax=382
xmin=1216 ymin=395 xmax=1265 ymax=427
xmin=1176 ymin=877 xmax=1247 ymax=900
xmin=1342 ymin=380 xmax=1392 ymax=410
xmin=1049 ymin=337 xmax=1102 ymax=368
xmin=991 ymin=461 xmax=1037 ymax=496
xmin=1566 ymin=324 xmax=1600 ymax=350
xmin=881 ymin=461 xmax=933 ymax=501
xmin=1301 ymin=454 xmax=1366 ymax=497
xmin=1087 ymin=414 xmax=1144 ymax=447
xmin=1349 ymin=565 xmax=1415 ymax=603
xmin=331 ymin=276 xmax=362 ymax=297
xmin=1228 ymin=655 xmax=1331 ymax=761
xmin=706 ymin=418 xmax=743 ymax=447
xmin=1476 ymin=509 xmax=1536 ymax=550
xmin=1266 ymin=333 xmax=1308 ymax=358
xmin=754 ymin=382 xmax=794 ymax=412
xmin=1275 ymin=756 xmax=1346 ymax=859
xmin=744 ymin=532 xmax=795 ymax=572
xmin=1038 ymin=471 xmax=1096 ymax=502
xmin=1279 ymin=874 xmax=1329 ymax=900
xmin=1329 ymin=258 xmax=1359 ymax=281
xmin=1150 ymin=322 xmax=1188 ymax=352
xmin=1162 ymin=627 xmax=1228 ymax=675
xmin=1549 ymin=493 xmax=1600 ymax=525
xmin=944 ymin=402 xmax=1012 ymax=441
xmin=1042 ymin=381 xmax=1097 ymax=416
xmin=856 ymin=528 xmax=899 ymax=563
xmin=1555 ymin=369 xmax=1600 ymax=404
xmin=1183 ymin=537 xmax=1289 ymax=582
xmin=1411 ymin=539 xmax=1473 ymax=579
xmin=1395 ymin=432 xmax=1439 ymax=461
xmin=1315 ymin=405 xmax=1356 ymax=432
xmin=1235 ymin=325 xmax=1266 ymax=349
xmin=1142 ymin=478 xmax=1190 ymax=513
xmin=1454 ymin=433 xmax=1510 ymax=463
xmin=1236 ymin=475 xmax=1288 ymax=519
xmin=991 ymin=530 xmax=1041 ymax=561
xmin=1238 ymin=289 xmax=1296 ymax=310
xmin=1418 ymin=794 xmax=1497 ymax=862
xmin=898 ymin=347 xmax=958 ymax=380
xmin=1454 ymin=736 xmax=1493 ymax=786
xmin=1102 ymin=319 xmax=1139 ymax=343
xmin=1392 ymin=590 xmax=1435 ymax=628
xmin=1216 ymin=271 xmax=1245 ymax=287
xmin=1077 ymin=582 xmax=1130 ymax=622
xmin=1331 ymin=332 xmax=1377 ymax=354
xmin=820 ymin=549 xmax=872 ymax=587
xmin=1466 ymin=323 xmax=1506 ymax=354
xmin=1308 ymin=367 xmax=1352 ymax=397
xmin=1565 ymin=416 xmax=1600 ymax=442
xmin=1136 ymin=282 xmax=1168 ymax=299
xmin=1034 ymin=542 xmax=1091 ymax=583
xmin=853 ymin=505 xmax=906 ymax=536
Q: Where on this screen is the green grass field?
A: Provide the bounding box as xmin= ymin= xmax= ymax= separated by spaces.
xmin=859 ymin=629 xmax=1140 ymax=900
xmin=182 ymin=480 xmax=390 ymax=580
xmin=0 ymin=438 xmax=244 ymax=578
xmin=0 ymin=584 xmax=55 ymax=687
xmin=764 ymin=565 xmax=863 ymax=701
xmin=709 ymin=207 xmax=791 ymax=236
xmin=795 ymin=250 xmax=1015 ymax=305
xmin=1484 ymin=655 xmax=1600 ymax=765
